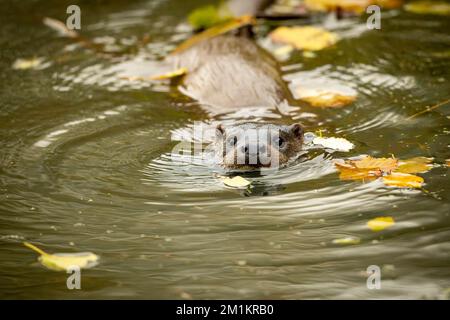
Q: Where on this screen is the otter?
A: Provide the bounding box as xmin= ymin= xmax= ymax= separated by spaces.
xmin=167 ymin=4 xmax=305 ymax=169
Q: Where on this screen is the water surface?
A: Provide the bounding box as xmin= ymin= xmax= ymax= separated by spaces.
xmin=1 ymin=0 xmax=449 ymax=299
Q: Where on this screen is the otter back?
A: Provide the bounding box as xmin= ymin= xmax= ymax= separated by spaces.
xmin=169 ymin=36 xmax=292 ymax=112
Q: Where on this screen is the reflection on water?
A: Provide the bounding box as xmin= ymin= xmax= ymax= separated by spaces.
xmin=0 ymin=0 xmax=449 ymax=299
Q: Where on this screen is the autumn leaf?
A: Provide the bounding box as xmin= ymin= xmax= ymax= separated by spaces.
xmin=334 ymin=156 xmax=397 ymax=181
xmin=171 ymin=15 xmax=255 ymax=55
xmin=299 ymin=92 xmax=356 ymax=107
xmin=367 ymin=217 xmax=395 ymax=232
xmin=221 ymin=176 xmax=251 ymax=188
xmin=12 ymin=57 xmax=44 ymax=70
xmin=187 ymin=5 xmax=232 ymax=30
xmin=305 ymin=0 xmax=403 ymax=14
xmin=332 ymin=236 xmax=360 ymax=245
xmin=293 ymin=80 xmax=357 ymax=108
xmin=313 ymin=136 xmax=354 ymax=152
xmin=383 ymin=172 xmax=424 ymax=188
xmin=405 ymin=1 xmax=450 ymax=16
xmin=353 ymin=156 xmax=398 ymax=172
xmin=269 ymin=26 xmax=338 ymax=51
xmin=446 ymin=159 xmax=450 ymax=167
xmin=396 ymin=157 xmax=433 ymax=174
xmin=335 ymin=161 xmax=380 ymax=181
xmin=24 ymin=242 xmax=99 ymax=272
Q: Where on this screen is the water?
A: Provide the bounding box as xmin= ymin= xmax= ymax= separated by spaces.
xmin=1 ymin=0 xmax=449 ymax=299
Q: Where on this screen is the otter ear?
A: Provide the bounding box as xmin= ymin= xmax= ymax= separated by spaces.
xmin=216 ymin=124 xmax=225 ymax=138
xmin=289 ymin=123 xmax=303 ymax=139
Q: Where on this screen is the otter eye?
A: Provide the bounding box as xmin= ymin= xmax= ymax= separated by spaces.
xmin=275 ymin=137 xmax=286 ymax=149
xmin=228 ymin=136 xmax=238 ymax=146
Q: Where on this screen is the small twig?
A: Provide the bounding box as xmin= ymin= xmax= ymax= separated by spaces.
xmin=406 ymin=98 xmax=450 ymax=120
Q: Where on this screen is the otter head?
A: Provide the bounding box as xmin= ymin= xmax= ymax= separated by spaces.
xmin=215 ymin=123 xmax=304 ymax=170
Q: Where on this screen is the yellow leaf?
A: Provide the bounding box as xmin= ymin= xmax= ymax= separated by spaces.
xmin=171 ymin=15 xmax=255 ymax=55
xmin=149 ymin=67 xmax=188 ymax=80
xmin=269 ymin=26 xmax=338 ymax=51
xmin=335 ymin=162 xmax=380 ymax=181
xmin=405 ymin=1 xmax=450 ymax=15
xmin=383 ymin=172 xmax=424 ymax=188
xmin=294 ymin=80 xmax=357 ymax=108
xmin=353 ymin=156 xmax=398 ymax=172
xmin=446 ymin=159 xmax=450 ymax=167
xmin=222 ymin=176 xmax=251 ymax=188
xmin=332 ymin=236 xmax=360 ymax=245
xmin=12 ymin=57 xmax=44 ymax=70
xmin=300 ymin=92 xmax=356 ymax=107
xmin=396 ymin=157 xmax=433 ymax=174
xmin=24 ymin=242 xmax=99 ymax=271
xmin=367 ymin=216 xmax=395 ymax=232
xmin=305 ymin=0 xmax=403 ymax=14
xmin=334 ymin=156 xmax=398 ymax=181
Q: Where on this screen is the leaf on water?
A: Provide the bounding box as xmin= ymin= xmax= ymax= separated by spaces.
xmin=335 ymin=161 xmax=381 ymax=181
xmin=293 ymin=80 xmax=357 ymax=108
xmin=367 ymin=216 xmax=395 ymax=232
xmin=332 ymin=236 xmax=360 ymax=245
xmin=187 ymin=5 xmax=232 ymax=30
xmin=149 ymin=67 xmax=188 ymax=81
xmin=334 ymin=156 xmax=397 ymax=181
xmin=221 ymin=176 xmax=251 ymax=188
xmin=12 ymin=57 xmax=44 ymax=70
xmin=313 ymin=136 xmax=354 ymax=152
xmin=299 ymin=92 xmax=356 ymax=107
xmin=24 ymin=242 xmax=99 ymax=272
xmin=396 ymin=157 xmax=433 ymax=174
xmin=305 ymin=0 xmax=403 ymax=14
xmin=405 ymin=1 xmax=450 ymax=16
xmin=382 ymin=172 xmax=424 ymax=188
xmin=446 ymin=159 xmax=450 ymax=167
xmin=353 ymin=156 xmax=398 ymax=172
xmin=171 ymin=15 xmax=255 ymax=55
xmin=269 ymin=26 xmax=338 ymax=51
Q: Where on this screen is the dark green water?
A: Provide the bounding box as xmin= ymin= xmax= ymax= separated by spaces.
xmin=1 ymin=0 xmax=449 ymax=299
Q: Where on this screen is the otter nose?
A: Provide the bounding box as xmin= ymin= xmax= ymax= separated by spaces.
xmin=240 ymin=143 xmax=266 ymax=154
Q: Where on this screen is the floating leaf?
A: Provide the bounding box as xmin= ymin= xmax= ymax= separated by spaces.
xmin=405 ymin=1 xmax=450 ymax=16
xmin=269 ymin=26 xmax=338 ymax=51
xmin=446 ymin=159 xmax=450 ymax=167
xmin=367 ymin=217 xmax=395 ymax=232
xmin=335 ymin=162 xmax=380 ymax=181
xmin=383 ymin=172 xmax=424 ymax=188
xmin=171 ymin=15 xmax=255 ymax=55
xmin=334 ymin=156 xmax=397 ymax=181
xmin=12 ymin=57 xmax=44 ymax=70
xmin=300 ymin=92 xmax=356 ymax=107
xmin=396 ymin=157 xmax=433 ymax=174
xmin=24 ymin=242 xmax=99 ymax=271
xmin=353 ymin=156 xmax=398 ymax=172
xmin=293 ymin=79 xmax=357 ymax=108
xmin=149 ymin=67 xmax=188 ymax=80
xmin=305 ymin=0 xmax=403 ymax=14
xmin=222 ymin=176 xmax=251 ymax=188
xmin=313 ymin=136 xmax=354 ymax=152
xmin=332 ymin=236 xmax=360 ymax=245
xmin=187 ymin=5 xmax=232 ymax=30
